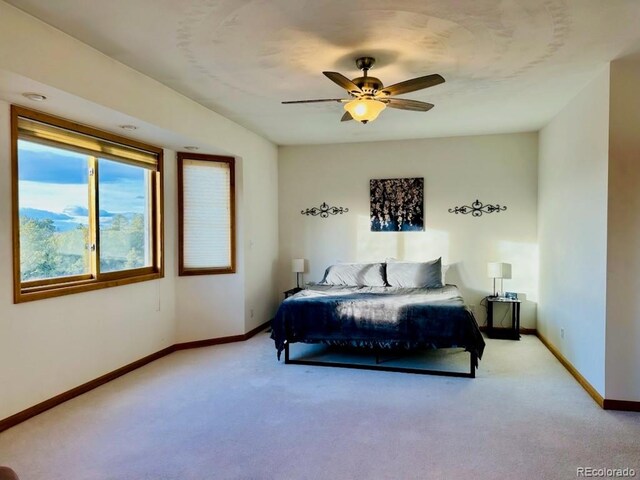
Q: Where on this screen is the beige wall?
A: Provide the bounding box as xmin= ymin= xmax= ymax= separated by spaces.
xmin=606 ymin=56 xmax=640 ymax=401
xmin=0 ymin=2 xmax=279 ymax=419
xmin=174 ymin=148 xmax=280 ymax=342
xmin=278 ymin=133 xmax=539 ymax=328
xmin=539 ymin=60 xmax=640 ymax=402
xmin=0 ymin=100 xmax=178 ymax=419
xmin=537 ymin=67 xmax=610 ymax=396
xmin=243 ymin=152 xmax=280 ymax=333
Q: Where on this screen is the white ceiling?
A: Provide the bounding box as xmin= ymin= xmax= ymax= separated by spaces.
xmin=6 ymin=0 xmax=640 ymax=145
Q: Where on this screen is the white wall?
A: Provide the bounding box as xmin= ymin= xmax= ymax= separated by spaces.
xmin=0 ymin=2 xmax=279 ymax=419
xmin=174 ymin=161 xmax=248 ymax=341
xmin=243 ymin=153 xmax=280 ymax=333
xmin=606 ymin=56 xmax=640 ymax=401
xmin=0 ymin=100 xmax=178 ymax=419
xmin=174 ymin=148 xmax=280 ymax=342
xmin=278 ymin=133 xmax=539 ymax=328
xmin=537 ymin=67 xmax=610 ymax=396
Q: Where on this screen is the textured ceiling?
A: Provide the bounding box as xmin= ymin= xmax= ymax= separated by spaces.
xmin=6 ymin=0 xmax=640 ymax=145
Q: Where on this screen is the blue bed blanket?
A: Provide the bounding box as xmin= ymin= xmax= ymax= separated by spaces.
xmin=271 ymin=284 xmax=485 ymax=366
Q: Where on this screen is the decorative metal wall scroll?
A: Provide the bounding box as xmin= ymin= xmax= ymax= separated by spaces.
xmin=301 ymin=202 xmax=349 ymax=218
xmin=370 ymin=177 xmax=424 ymax=231
xmin=448 ymin=199 xmax=507 ymax=217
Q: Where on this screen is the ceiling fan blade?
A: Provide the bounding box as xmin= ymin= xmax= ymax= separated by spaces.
xmin=378 ymin=74 xmax=445 ymax=97
xmin=323 ymin=72 xmax=363 ymax=95
xmin=282 ymin=99 xmax=345 ymax=104
xmin=341 ymin=111 xmax=353 ymax=122
xmin=385 ymin=98 xmax=435 ymax=112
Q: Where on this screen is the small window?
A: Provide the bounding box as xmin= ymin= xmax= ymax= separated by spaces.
xmin=12 ymin=106 xmax=164 ymax=303
xmin=178 ymin=153 xmax=235 ymax=275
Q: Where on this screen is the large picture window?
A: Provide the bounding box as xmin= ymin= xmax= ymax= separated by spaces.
xmin=11 ymin=106 xmax=164 ymax=302
xmin=178 ymin=153 xmax=235 ymax=275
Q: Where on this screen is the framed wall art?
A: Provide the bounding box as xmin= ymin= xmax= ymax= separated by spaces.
xmin=370 ymin=177 xmax=424 ymax=232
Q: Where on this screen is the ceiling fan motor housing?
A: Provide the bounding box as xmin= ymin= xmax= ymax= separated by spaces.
xmin=353 ymin=57 xmax=382 ymax=95
xmin=352 ymin=76 xmax=384 ymax=95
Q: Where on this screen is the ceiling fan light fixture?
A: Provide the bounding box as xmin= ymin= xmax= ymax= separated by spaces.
xmin=344 ymin=98 xmax=386 ymax=124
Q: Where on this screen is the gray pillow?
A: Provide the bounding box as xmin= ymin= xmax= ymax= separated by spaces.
xmin=386 ymin=258 xmax=443 ymax=288
xmin=321 ymin=263 xmax=386 ymax=287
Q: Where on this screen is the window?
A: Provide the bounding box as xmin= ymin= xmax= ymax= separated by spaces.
xmin=178 ymin=153 xmax=235 ymax=275
xmin=11 ymin=106 xmax=164 ymax=302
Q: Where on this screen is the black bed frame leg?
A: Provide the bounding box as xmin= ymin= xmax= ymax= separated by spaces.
xmin=284 ymin=342 xmax=290 ymax=364
xmin=470 ymin=351 xmax=477 ymax=378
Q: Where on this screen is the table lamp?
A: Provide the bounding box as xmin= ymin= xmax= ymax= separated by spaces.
xmin=487 ymin=262 xmax=512 ymax=298
xmin=292 ymin=258 xmax=305 ymax=288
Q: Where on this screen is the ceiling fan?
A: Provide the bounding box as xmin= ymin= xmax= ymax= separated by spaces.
xmin=282 ymin=57 xmax=445 ymax=124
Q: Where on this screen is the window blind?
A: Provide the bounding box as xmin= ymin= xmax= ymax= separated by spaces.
xmin=182 ymin=159 xmax=232 ymax=269
xmin=17 ymin=117 xmax=159 ymax=170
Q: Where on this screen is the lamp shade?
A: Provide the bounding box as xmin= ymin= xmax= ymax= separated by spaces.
xmin=487 ymin=262 xmax=512 ymax=279
xmin=344 ymin=99 xmax=386 ymax=123
xmin=292 ymin=258 xmax=305 ymax=273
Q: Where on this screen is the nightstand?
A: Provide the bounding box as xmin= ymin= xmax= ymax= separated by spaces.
xmin=486 ymin=297 xmax=521 ymax=340
xmin=284 ymin=287 xmax=304 ymax=299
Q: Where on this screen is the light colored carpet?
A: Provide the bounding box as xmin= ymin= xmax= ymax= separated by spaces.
xmin=1 ymin=333 xmax=639 ymax=480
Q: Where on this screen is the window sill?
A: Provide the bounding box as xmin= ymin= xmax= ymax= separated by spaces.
xmin=16 ymin=270 xmax=163 ymax=303
xmin=178 ymin=266 xmax=236 ymax=276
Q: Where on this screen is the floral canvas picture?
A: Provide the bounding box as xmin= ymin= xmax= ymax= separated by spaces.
xmin=370 ymin=177 xmax=424 ymax=231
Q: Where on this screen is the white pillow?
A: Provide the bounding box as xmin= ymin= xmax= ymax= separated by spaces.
xmin=386 ymin=258 xmax=443 ymax=288
xmin=320 ymin=263 xmax=386 ymax=287
xmin=386 ymin=257 xmax=448 ymax=286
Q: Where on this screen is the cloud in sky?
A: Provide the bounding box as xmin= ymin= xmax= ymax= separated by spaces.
xmin=18 ymin=145 xmax=87 ymax=184
xmin=62 ymin=205 xmax=89 ymax=216
xmin=18 ymin=140 xmax=147 ymax=214
xmin=62 ymin=205 xmax=115 ymax=217
xmin=18 ymin=140 xmax=144 ymax=184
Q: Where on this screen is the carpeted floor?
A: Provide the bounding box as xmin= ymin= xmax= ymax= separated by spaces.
xmin=1 ymin=332 xmax=639 ymax=480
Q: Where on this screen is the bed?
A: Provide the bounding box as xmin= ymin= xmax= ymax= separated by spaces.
xmin=271 ymin=264 xmax=485 ymax=378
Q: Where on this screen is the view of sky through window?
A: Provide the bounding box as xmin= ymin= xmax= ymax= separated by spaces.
xmin=18 ymin=140 xmax=150 ymax=280
xmin=99 ymin=158 xmax=150 ymax=272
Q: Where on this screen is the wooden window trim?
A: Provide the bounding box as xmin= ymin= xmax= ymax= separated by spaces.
xmin=11 ymin=105 xmax=165 ymax=303
xmin=22 ymin=274 xmax=94 ymax=289
xmin=177 ymin=152 xmax=236 ymax=276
